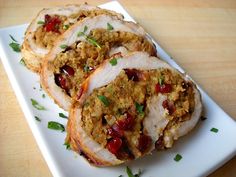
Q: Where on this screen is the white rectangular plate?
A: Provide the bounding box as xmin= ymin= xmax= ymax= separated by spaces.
xmin=0 ymin=1 xmax=236 ymax=177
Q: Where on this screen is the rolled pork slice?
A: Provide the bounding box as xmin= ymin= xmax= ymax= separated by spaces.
xmin=67 ymin=51 xmax=202 ymax=166
xmin=22 ymin=4 xmax=123 ymax=72
xmin=41 ymin=15 xmax=157 ymax=110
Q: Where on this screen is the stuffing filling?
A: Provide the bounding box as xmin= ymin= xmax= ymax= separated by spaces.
xmin=33 ymin=9 xmax=121 ymax=49
xmin=52 ymin=29 xmax=156 ymax=97
xmin=81 ymin=68 xmax=195 ymax=160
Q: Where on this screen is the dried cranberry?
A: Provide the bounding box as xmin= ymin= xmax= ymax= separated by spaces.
xmin=117 ymin=113 xmax=134 ymax=130
xmin=155 ymin=136 xmax=165 ymax=150
xmin=162 ymin=100 xmax=176 ymax=115
xmin=155 ymin=83 xmax=172 ymax=93
xmin=61 ymin=65 xmax=75 ymax=76
xmin=108 ymin=124 xmax=124 ymax=138
xmin=107 ymin=137 xmax=122 ymax=154
xmin=124 ymin=69 xmax=139 ymax=81
xmin=137 ymin=134 xmax=152 ymax=153
xmin=44 ymin=14 xmax=61 ymax=33
xmin=55 ymin=74 xmax=67 ymax=90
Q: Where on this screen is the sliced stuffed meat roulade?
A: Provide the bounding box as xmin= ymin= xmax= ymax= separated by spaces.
xmin=22 ymin=4 xmax=123 ymax=72
xmin=67 ymin=51 xmax=202 ymax=166
xmin=41 ymin=15 xmax=157 ymax=110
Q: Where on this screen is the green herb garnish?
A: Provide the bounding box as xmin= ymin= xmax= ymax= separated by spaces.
xmin=109 ymin=58 xmax=118 ymax=66
xmin=60 ymin=44 xmax=68 ymax=49
xmin=107 ymin=22 xmax=114 ymax=30
xmin=84 ymin=65 xmax=89 ymax=72
xmin=86 ymin=37 xmax=101 ymax=49
xmin=9 ymin=34 xmax=17 ymax=42
xmin=126 ymin=166 xmax=142 ymax=177
xmin=20 ymin=58 xmax=26 ymax=66
xmin=98 ymin=95 xmax=110 ymax=107
xmin=77 ymin=31 xmax=85 ymax=37
xmin=64 ymin=142 xmax=71 ymax=149
xmin=158 ymin=75 xmax=164 ymax=85
xmin=174 ymin=154 xmax=182 ymax=162
xmin=83 ymin=25 xmax=88 ymax=32
xmin=48 ymin=121 xmax=65 ymax=132
xmin=34 ymin=116 xmax=41 ymax=122
xmin=210 ymin=127 xmax=218 ymax=133
xmin=118 ymin=175 xmax=123 ymax=177
xmin=37 ymin=20 xmax=45 ymax=25
xmin=42 ymin=94 xmax=46 ymax=98
xmin=63 ymin=24 xmax=69 ymax=30
xmin=135 ymin=102 xmax=144 ymax=115
xmin=59 ymin=113 xmax=68 ymax=119
xmin=30 ymin=98 xmax=46 ymax=110
xmin=9 ymin=42 xmax=21 ymax=52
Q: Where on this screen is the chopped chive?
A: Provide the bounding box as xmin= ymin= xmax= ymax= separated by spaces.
xmin=201 ymin=116 xmax=207 ymax=121
xmin=83 ymin=25 xmax=88 ymax=33
xmin=109 ymin=58 xmax=118 ymax=66
xmin=42 ymin=94 xmax=46 ymax=98
xmin=9 ymin=34 xmax=17 ymax=42
xmin=59 ymin=113 xmax=68 ymax=119
xmin=126 ymin=166 xmax=134 ymax=177
xmin=98 ymin=95 xmax=110 ymax=107
xmin=210 ymin=127 xmax=218 ymax=133
xmin=9 ymin=42 xmax=21 ymax=52
xmin=86 ymin=37 xmax=101 ymax=49
xmin=77 ymin=31 xmax=85 ymax=37
xmin=60 ymin=44 xmax=68 ymax=49
xmin=174 ymin=154 xmax=182 ymax=162
xmin=48 ymin=121 xmax=65 ymax=132
xmin=34 ymin=116 xmax=41 ymax=122
xmin=118 ymin=175 xmax=123 ymax=177
xmin=107 ymin=22 xmax=114 ymax=30
xmin=20 ymin=58 xmax=26 ymax=66
xmin=63 ymin=142 xmax=71 ymax=149
xmin=30 ymin=98 xmax=46 ymax=110
xmin=37 ymin=20 xmax=45 ymax=25
xmin=63 ymin=24 xmax=69 ymax=30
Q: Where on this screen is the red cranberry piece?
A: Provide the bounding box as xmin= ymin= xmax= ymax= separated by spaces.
xmin=108 ymin=124 xmax=124 ymax=138
xmin=107 ymin=137 xmax=123 ymax=154
xmin=137 ymin=134 xmax=152 ymax=153
xmin=155 ymin=83 xmax=172 ymax=93
xmin=117 ymin=113 xmax=134 ymax=130
xmin=124 ymin=69 xmax=139 ymax=81
xmin=61 ymin=65 xmax=74 ymax=76
xmin=155 ymin=136 xmax=165 ymax=150
xmin=162 ymin=100 xmax=175 ymax=115
xmin=44 ymin=14 xmax=61 ymax=33
xmin=55 ymin=74 xmax=67 ymax=90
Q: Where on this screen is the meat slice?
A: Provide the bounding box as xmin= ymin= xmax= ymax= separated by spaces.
xmin=22 ymin=4 xmax=123 ymax=73
xmin=68 ymin=51 xmax=202 ymax=166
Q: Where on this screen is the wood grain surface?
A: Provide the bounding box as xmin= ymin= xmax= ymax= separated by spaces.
xmin=0 ymin=0 xmax=235 ymax=176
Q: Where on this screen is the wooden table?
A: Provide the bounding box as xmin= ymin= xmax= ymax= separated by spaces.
xmin=0 ymin=0 xmax=235 ymax=176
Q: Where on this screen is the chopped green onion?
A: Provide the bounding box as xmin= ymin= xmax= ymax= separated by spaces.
xmin=107 ymin=22 xmax=114 ymax=30
xmin=9 ymin=42 xmax=21 ymax=52
xmin=60 ymin=44 xmax=68 ymax=49
xmin=48 ymin=121 xmax=65 ymax=132
xmin=34 ymin=116 xmax=41 ymax=122
xmin=63 ymin=24 xmax=69 ymax=30
xmin=98 ymin=95 xmax=110 ymax=107
xmin=42 ymin=94 xmax=46 ymax=98
xmin=174 ymin=154 xmax=182 ymax=162
xmin=20 ymin=58 xmax=26 ymax=66
xmin=125 ymin=166 xmax=142 ymax=177
xmin=83 ymin=25 xmax=88 ymax=32
xmin=37 ymin=20 xmax=45 ymax=25
xmin=59 ymin=113 xmax=68 ymax=119
xmin=9 ymin=34 xmax=17 ymax=42
xmin=83 ymin=65 xmax=89 ymax=72
xmin=63 ymin=142 xmax=71 ymax=149
xmin=109 ymin=58 xmax=118 ymax=66
xmin=210 ymin=127 xmax=218 ymax=133
xmin=30 ymin=98 xmax=46 ymax=110
xmin=86 ymin=37 xmax=101 ymax=49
